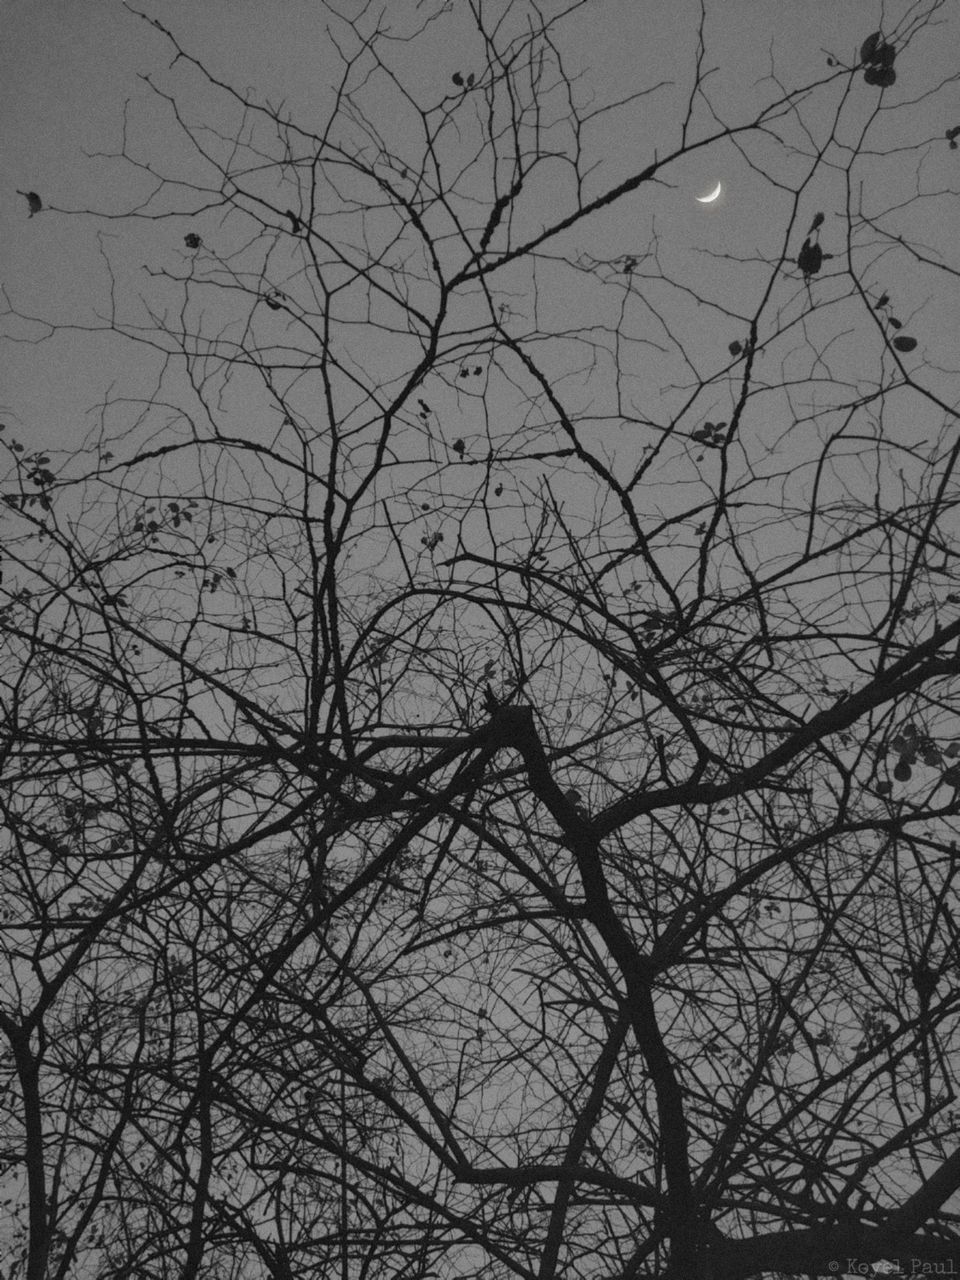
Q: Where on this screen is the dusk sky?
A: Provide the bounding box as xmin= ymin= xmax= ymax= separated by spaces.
xmin=2 ymin=4 xmax=960 ymax=1276
xmin=3 ymin=0 xmax=956 ymax=460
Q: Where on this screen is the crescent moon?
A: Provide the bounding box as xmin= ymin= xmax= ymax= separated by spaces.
xmin=696 ymin=182 xmax=722 ymax=204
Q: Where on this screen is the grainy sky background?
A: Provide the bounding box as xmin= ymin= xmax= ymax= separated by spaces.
xmin=3 ymin=0 xmax=956 ymax=461
xmin=0 ymin=6 xmax=959 ymax=1273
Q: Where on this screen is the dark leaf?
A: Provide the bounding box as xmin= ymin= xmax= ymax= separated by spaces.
xmin=860 ymin=31 xmax=881 ymax=63
xmin=809 ymin=212 xmax=825 ymax=231
xmin=893 ymin=759 xmax=912 ymax=782
xmin=452 ymin=438 xmax=465 ymax=456
xmin=184 ymin=233 xmax=201 ymax=249
xmin=729 ymin=340 xmax=743 ymax=356
xmin=892 ymin=335 xmax=917 ymax=352
xmin=876 ymin=293 xmax=890 ymax=308
xmin=912 ymin=965 xmax=938 ymax=1001
xmin=887 ymin=316 xmax=902 ymax=329
xmin=864 ymin=65 xmax=896 ymax=87
xmin=875 ymin=43 xmax=896 ymax=68
xmin=467 ymin=73 xmax=475 ymax=87
xmin=452 ymin=72 xmax=464 ymax=86
xmin=797 ymin=239 xmax=823 ymax=277
xmin=18 ymin=190 xmax=42 ymax=216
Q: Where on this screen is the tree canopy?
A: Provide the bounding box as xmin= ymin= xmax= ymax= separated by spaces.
xmin=2 ymin=2 xmax=959 ymax=1277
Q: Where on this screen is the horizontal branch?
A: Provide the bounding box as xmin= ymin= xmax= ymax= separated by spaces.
xmin=597 ymin=617 xmax=960 ymax=835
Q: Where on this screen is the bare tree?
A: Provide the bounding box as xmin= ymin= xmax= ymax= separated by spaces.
xmin=2 ymin=2 xmax=959 ymax=1277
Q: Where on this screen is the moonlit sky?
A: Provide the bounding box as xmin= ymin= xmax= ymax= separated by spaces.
xmin=1 ymin=5 xmax=960 ymax=1270
xmin=2 ymin=0 xmax=956 ymax=462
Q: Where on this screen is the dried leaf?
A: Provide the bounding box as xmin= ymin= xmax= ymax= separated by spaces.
xmin=875 ymin=43 xmax=896 ymax=68
xmin=797 ymin=239 xmax=823 ymax=277
xmin=864 ymin=65 xmax=896 ymax=87
xmin=860 ymin=31 xmax=881 ymax=63
xmin=892 ymin=335 xmax=917 ymax=352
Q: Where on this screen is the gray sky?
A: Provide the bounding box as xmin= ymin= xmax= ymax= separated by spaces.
xmin=2 ymin=0 xmax=957 ymax=660
xmin=1 ymin=4 xmax=959 ymax=1270
xmin=3 ymin=0 xmax=956 ymax=458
